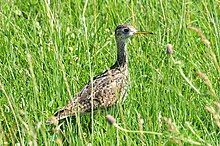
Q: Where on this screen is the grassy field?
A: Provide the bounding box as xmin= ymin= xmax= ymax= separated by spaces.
xmin=0 ymin=0 xmax=219 ymax=145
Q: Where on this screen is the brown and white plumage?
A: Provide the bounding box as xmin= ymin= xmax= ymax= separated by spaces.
xmin=47 ymin=24 xmax=153 ymax=124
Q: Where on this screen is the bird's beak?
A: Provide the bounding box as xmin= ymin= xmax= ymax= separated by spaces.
xmin=134 ymin=31 xmax=153 ymax=35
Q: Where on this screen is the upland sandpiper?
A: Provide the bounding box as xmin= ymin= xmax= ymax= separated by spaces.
xmin=47 ymin=24 xmax=153 ymax=124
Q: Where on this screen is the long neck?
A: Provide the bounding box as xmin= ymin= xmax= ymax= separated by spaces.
xmin=115 ymin=38 xmax=128 ymax=67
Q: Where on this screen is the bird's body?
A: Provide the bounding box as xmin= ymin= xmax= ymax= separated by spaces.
xmin=47 ymin=24 xmax=152 ymax=124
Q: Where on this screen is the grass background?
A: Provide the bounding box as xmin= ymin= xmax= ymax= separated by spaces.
xmin=0 ymin=0 xmax=219 ymax=145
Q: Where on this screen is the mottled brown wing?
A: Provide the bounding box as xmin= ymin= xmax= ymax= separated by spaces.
xmin=49 ymin=68 xmax=127 ymax=122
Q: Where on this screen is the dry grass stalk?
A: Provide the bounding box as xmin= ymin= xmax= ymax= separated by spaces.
xmin=158 ymin=112 xmax=162 ymax=145
xmin=195 ymin=72 xmax=208 ymax=80
xmin=163 ymin=117 xmax=179 ymax=134
xmin=138 ymin=113 xmax=144 ymax=146
xmin=195 ymin=72 xmax=216 ymax=96
xmin=187 ymin=26 xmax=210 ymax=46
xmin=205 ymin=102 xmax=220 ymax=128
xmin=163 ymin=117 xmax=182 ymax=145
xmin=106 ymin=115 xmax=162 ymax=135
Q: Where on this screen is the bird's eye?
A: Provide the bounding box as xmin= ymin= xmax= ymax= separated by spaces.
xmin=123 ymin=28 xmax=129 ymax=33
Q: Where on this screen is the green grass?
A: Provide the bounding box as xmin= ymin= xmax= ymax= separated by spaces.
xmin=0 ymin=0 xmax=219 ymax=145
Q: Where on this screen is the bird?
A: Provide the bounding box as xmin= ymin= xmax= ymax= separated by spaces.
xmin=47 ymin=24 xmax=153 ymax=124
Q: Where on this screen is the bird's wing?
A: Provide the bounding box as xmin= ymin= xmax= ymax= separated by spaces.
xmin=49 ymin=68 xmax=127 ymax=122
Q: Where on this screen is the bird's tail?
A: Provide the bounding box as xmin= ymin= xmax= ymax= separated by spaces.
xmin=46 ymin=108 xmax=74 ymax=125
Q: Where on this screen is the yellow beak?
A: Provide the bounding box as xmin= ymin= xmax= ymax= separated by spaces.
xmin=134 ymin=31 xmax=153 ymax=34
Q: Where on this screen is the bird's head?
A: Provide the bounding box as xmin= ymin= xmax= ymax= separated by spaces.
xmin=115 ymin=24 xmax=153 ymax=40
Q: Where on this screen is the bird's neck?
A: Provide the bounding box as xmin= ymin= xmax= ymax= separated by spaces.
xmin=115 ymin=39 xmax=128 ymax=67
